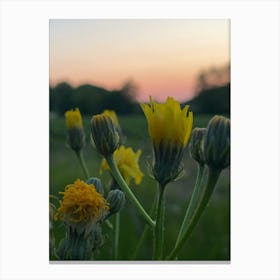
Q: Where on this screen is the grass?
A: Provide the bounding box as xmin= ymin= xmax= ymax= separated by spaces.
xmin=49 ymin=113 xmax=230 ymax=261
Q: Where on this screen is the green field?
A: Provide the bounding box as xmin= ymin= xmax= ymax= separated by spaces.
xmin=50 ymin=113 xmax=230 ymax=261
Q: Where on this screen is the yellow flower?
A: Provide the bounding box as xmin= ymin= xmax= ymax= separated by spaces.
xmin=103 ymin=110 xmax=120 ymax=127
xmin=56 ymin=179 xmax=109 ymax=224
xmin=141 ymin=97 xmax=193 ymax=186
xmin=100 ymin=145 xmax=143 ymax=185
xmin=65 ymin=108 xmax=83 ymax=129
xmin=64 ymin=108 xmax=85 ymax=152
xmin=141 ymin=97 xmax=193 ymax=147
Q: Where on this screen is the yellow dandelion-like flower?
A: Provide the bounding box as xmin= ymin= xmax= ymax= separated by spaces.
xmin=141 ymin=96 xmax=193 ymax=186
xmin=56 ymin=179 xmax=109 ymax=224
xmin=65 ymin=108 xmax=83 ymax=129
xmin=100 ymin=145 xmax=143 ymax=185
xmin=64 ymin=108 xmax=85 ymax=152
xmin=141 ymin=96 xmax=193 ymax=147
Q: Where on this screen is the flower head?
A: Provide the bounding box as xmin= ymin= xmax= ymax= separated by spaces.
xmin=65 ymin=108 xmax=83 ymax=129
xmin=141 ymin=97 xmax=193 ymax=187
xmin=90 ymin=113 xmax=120 ymax=156
xmin=56 ymin=179 xmax=109 ymax=227
xmin=100 ymin=145 xmax=143 ymax=185
xmin=55 ymin=179 xmax=109 ymax=259
xmin=65 ymin=108 xmax=85 ymax=152
xmin=141 ymin=97 xmax=193 ymax=147
xmin=204 ymin=115 xmax=230 ymax=170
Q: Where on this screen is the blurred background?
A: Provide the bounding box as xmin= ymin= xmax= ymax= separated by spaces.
xmin=49 ymin=19 xmax=230 ymax=260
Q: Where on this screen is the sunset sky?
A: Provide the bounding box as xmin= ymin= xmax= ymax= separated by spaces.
xmin=49 ymin=19 xmax=230 ymax=102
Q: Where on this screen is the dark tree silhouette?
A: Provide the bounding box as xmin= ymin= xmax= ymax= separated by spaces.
xmin=195 ymin=64 xmax=230 ymax=93
xmin=49 ymin=81 xmax=140 ymax=116
xmin=186 ymin=63 xmax=230 ymax=114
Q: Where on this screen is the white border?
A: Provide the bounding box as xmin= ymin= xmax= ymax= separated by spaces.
xmin=0 ymin=1 xmax=279 ymax=279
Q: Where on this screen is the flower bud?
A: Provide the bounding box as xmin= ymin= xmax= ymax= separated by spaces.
xmin=90 ymin=113 xmax=120 ymax=157
xmin=106 ymin=189 xmax=125 ymax=216
xmin=103 ymin=110 xmax=125 ymax=144
xmin=65 ymin=108 xmax=85 ymax=152
xmin=189 ymin=128 xmax=206 ymax=165
xmin=204 ymin=115 xmax=230 ymax=170
xmin=86 ymin=177 xmax=104 ymax=195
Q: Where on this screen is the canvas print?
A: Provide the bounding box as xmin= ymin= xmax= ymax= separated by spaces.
xmin=49 ymin=19 xmax=230 ymax=261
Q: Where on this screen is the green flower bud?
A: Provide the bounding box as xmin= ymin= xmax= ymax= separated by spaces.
xmin=86 ymin=177 xmax=104 ymax=195
xmin=204 ymin=115 xmax=230 ymax=170
xmin=103 ymin=110 xmax=125 ymax=144
xmin=189 ymin=128 xmax=206 ymax=165
xmin=106 ymin=189 xmax=125 ymax=216
xmin=90 ymin=114 xmax=120 ymax=157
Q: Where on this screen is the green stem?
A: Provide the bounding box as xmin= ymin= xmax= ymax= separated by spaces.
xmin=153 ymin=185 xmax=166 ymax=260
xmin=106 ymin=154 xmax=155 ymax=228
xmin=131 ymin=191 xmax=158 ymax=260
xmin=175 ymin=164 xmax=205 ymax=246
xmin=75 ymin=150 xmax=90 ymax=179
xmin=167 ymin=167 xmax=221 ymax=260
xmin=113 ymin=212 xmax=120 ymax=260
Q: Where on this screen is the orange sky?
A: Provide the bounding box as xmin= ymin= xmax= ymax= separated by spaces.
xmin=50 ymin=19 xmax=230 ymax=102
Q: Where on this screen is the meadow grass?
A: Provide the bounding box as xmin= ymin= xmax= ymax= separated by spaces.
xmin=50 ymin=113 xmax=230 ymax=260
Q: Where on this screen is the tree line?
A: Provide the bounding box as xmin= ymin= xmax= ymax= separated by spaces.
xmin=49 ymin=81 xmax=141 ymax=116
xmin=50 ymin=64 xmax=230 ymax=116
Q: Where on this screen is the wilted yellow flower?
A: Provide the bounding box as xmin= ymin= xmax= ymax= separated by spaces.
xmin=141 ymin=97 xmax=193 ymax=147
xmin=56 ymin=179 xmax=109 ymax=224
xmin=141 ymin=97 xmax=193 ymax=187
xmin=100 ymin=145 xmax=143 ymax=185
xmin=65 ymin=108 xmax=83 ymax=129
